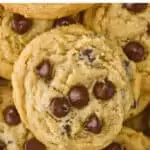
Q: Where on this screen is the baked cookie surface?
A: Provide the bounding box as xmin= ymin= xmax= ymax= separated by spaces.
xmin=0 ymin=6 xmax=52 ymax=79
xmin=103 ymin=127 xmax=150 ymax=150
xmin=124 ymin=106 xmax=149 ymax=134
xmin=12 ymin=25 xmax=134 ymax=150
xmin=0 ymin=79 xmax=46 ymax=150
xmin=84 ymin=4 xmax=150 ymax=75
xmin=84 ymin=4 xmax=150 ymax=117
xmin=2 ymin=4 xmax=93 ymax=19
xmin=126 ymin=73 xmax=150 ymax=119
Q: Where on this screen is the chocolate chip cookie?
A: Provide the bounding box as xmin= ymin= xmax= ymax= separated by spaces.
xmin=126 ymin=73 xmax=150 ymax=119
xmin=84 ymin=4 xmax=150 ymax=76
xmin=0 ymin=78 xmax=46 ymax=150
xmin=0 ymin=6 xmax=52 ymax=79
xmin=12 ymin=24 xmax=134 ymax=149
xmin=103 ymin=127 xmax=150 ymax=150
xmin=2 ymin=4 xmax=93 ymax=19
xmin=124 ymin=105 xmax=150 ymax=134
xmin=84 ymin=4 xmax=150 ymax=118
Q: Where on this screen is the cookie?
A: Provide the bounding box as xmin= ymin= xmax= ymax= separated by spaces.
xmin=126 ymin=74 xmax=150 ymax=119
xmin=12 ymin=24 xmax=133 ymax=149
xmin=84 ymin=4 xmax=150 ymax=76
xmin=0 ymin=78 xmax=46 ymax=150
xmin=124 ymin=105 xmax=149 ymax=134
xmin=103 ymin=127 xmax=150 ymax=150
xmin=145 ymin=105 xmax=150 ymax=134
xmin=2 ymin=4 xmax=93 ymax=20
xmin=0 ymin=6 xmax=52 ymax=79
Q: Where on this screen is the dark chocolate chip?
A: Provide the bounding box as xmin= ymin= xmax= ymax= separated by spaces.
xmin=11 ymin=14 xmax=32 ymax=34
xmin=84 ymin=114 xmax=102 ymax=134
xmin=24 ymin=138 xmax=46 ymax=150
xmin=50 ymin=97 xmax=70 ymax=118
xmin=82 ymin=49 xmax=95 ymax=63
xmin=35 ymin=60 xmax=52 ymax=79
xmin=68 ymin=84 xmax=89 ymax=109
xmin=0 ymin=141 xmax=6 ymax=150
xmin=123 ymin=41 xmax=145 ymax=62
xmin=53 ymin=16 xmax=76 ymax=28
xmin=93 ymin=80 xmax=116 ymax=100
xmin=123 ymin=3 xmax=148 ymax=13
xmin=3 ymin=105 xmax=21 ymax=125
xmin=104 ymin=142 xmax=122 ymax=150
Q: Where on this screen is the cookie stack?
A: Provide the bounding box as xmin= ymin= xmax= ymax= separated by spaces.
xmin=0 ymin=3 xmax=150 ymax=150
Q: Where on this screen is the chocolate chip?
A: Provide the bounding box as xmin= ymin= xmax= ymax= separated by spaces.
xmin=50 ymin=97 xmax=70 ymax=118
xmin=24 ymin=138 xmax=46 ymax=150
xmin=68 ymin=84 xmax=89 ymax=109
xmin=123 ymin=3 xmax=148 ymax=13
xmin=84 ymin=114 xmax=102 ymax=134
xmin=123 ymin=41 xmax=145 ymax=62
xmin=81 ymin=49 xmax=95 ymax=63
xmin=93 ymin=80 xmax=116 ymax=100
xmin=3 ymin=105 xmax=21 ymax=125
xmin=53 ymin=16 xmax=76 ymax=28
xmin=36 ymin=60 xmax=52 ymax=79
xmin=104 ymin=142 xmax=122 ymax=150
xmin=0 ymin=141 xmax=6 ymax=150
xmin=11 ymin=14 xmax=32 ymax=34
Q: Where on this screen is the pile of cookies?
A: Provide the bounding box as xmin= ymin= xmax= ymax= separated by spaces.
xmin=0 ymin=3 xmax=150 ymax=150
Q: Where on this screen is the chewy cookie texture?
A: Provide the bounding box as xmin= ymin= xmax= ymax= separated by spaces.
xmin=0 ymin=6 xmax=52 ymax=79
xmin=84 ymin=4 xmax=150 ymax=76
xmin=125 ymin=74 xmax=150 ymax=119
xmin=2 ymin=4 xmax=93 ymax=19
xmin=84 ymin=3 xmax=150 ymax=118
xmin=104 ymin=127 xmax=150 ymax=150
xmin=12 ymin=24 xmax=134 ymax=150
xmin=0 ymin=3 xmax=149 ymax=150
xmin=0 ymin=5 xmax=85 ymax=80
xmin=0 ymin=78 xmax=46 ymax=150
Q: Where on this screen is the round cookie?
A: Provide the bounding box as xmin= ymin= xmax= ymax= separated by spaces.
xmin=0 ymin=78 xmax=46 ymax=150
xmin=84 ymin=4 xmax=150 ymax=76
xmin=103 ymin=127 xmax=150 ymax=150
xmin=0 ymin=6 xmax=53 ymax=79
xmin=2 ymin=4 xmax=93 ymax=20
xmin=12 ymin=24 xmax=134 ymax=150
